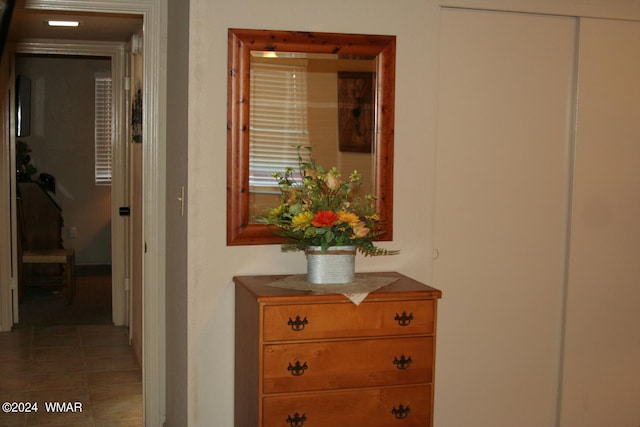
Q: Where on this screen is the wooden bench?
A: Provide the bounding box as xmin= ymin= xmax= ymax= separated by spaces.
xmin=17 ymin=182 xmax=75 ymax=304
xmin=21 ymin=248 xmax=76 ymax=304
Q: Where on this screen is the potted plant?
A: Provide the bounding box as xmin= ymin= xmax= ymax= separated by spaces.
xmin=256 ymin=147 xmax=398 ymax=284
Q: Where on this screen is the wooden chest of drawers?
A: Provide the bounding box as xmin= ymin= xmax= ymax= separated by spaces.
xmin=234 ymin=272 xmax=442 ymax=427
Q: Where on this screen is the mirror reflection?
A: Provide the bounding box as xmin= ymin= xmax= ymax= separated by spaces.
xmin=248 ymin=51 xmax=377 ymax=218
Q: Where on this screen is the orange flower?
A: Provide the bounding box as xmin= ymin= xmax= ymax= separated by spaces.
xmin=311 ymin=210 xmax=338 ymax=227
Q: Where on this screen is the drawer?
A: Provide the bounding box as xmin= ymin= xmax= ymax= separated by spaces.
xmin=263 ymin=384 xmax=432 ymax=427
xmin=263 ymin=337 xmax=433 ymax=393
xmin=262 ymin=299 xmax=434 ymax=341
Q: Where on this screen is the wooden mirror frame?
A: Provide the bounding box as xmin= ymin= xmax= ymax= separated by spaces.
xmin=227 ymin=28 xmax=396 ymax=245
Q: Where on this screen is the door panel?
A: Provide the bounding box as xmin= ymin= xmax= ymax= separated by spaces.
xmin=560 ymin=18 xmax=640 ymax=427
xmin=434 ymin=8 xmax=575 ymax=426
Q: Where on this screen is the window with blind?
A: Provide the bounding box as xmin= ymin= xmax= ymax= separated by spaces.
xmin=249 ymin=60 xmax=310 ymax=191
xmin=95 ymin=74 xmax=112 ymax=185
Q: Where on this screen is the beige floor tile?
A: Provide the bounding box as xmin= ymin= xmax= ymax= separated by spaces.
xmin=32 ymin=334 xmax=81 ymax=349
xmin=0 ymin=360 xmax=32 ymax=391
xmin=95 ymin=419 xmax=143 ymax=427
xmin=82 ymin=344 xmax=134 ymax=359
xmin=0 ymin=391 xmax=28 ymax=401
xmin=91 ymin=383 xmax=142 ymax=421
xmin=0 ymin=413 xmax=27 ymax=427
xmin=25 ymin=388 xmax=92 ymax=426
xmin=80 ymin=333 xmax=128 ymax=347
xmin=0 ymin=359 xmax=32 ymax=374
xmin=87 ymin=369 xmax=142 ymax=387
xmin=29 ymin=372 xmax=87 ymax=391
xmin=0 ymin=392 xmax=28 ymax=427
xmin=0 ymin=345 xmax=32 ymax=362
xmin=0 ymin=371 xmax=31 ymax=393
xmin=32 ymin=326 xmax=79 ymax=337
xmin=78 ymin=325 xmax=124 ymax=335
xmin=0 ymin=325 xmax=141 ymax=426
xmin=83 ymin=355 xmax=140 ymax=373
xmin=27 ymin=423 xmax=94 ymax=427
xmin=0 ymin=327 xmax=32 ymax=343
xmin=32 ymin=346 xmax=84 ymax=362
xmin=31 ymin=359 xmax=86 ymax=376
xmin=24 ymin=410 xmax=93 ymax=426
xmin=0 ymin=330 xmax=32 ymax=362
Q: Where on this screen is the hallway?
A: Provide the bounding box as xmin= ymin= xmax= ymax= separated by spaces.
xmin=0 ymin=324 xmax=142 ymax=426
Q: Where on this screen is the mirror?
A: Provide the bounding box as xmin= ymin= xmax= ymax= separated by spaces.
xmin=227 ymin=28 xmax=396 ymax=245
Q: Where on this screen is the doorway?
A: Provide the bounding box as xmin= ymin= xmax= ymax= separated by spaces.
xmin=11 ymin=38 xmax=132 ymax=326
xmin=0 ymin=0 xmax=167 ymax=425
xmin=14 ymin=53 xmax=117 ymax=326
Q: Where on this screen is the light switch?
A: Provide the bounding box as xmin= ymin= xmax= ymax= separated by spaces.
xmin=177 ymin=186 xmax=185 ymax=217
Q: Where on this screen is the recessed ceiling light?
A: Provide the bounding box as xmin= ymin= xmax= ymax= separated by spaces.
xmin=46 ymin=20 xmax=80 ymax=27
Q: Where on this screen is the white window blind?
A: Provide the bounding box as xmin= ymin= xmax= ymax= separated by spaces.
xmin=95 ymin=74 xmax=112 ymax=185
xmin=250 ymin=61 xmax=310 ymax=189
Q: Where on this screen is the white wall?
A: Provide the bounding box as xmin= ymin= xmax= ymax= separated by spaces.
xmin=188 ymin=1 xmax=439 ymax=425
xmin=186 ymin=0 xmax=640 ymax=425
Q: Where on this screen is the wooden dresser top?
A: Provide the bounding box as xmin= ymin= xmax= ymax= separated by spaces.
xmin=233 ymin=272 xmax=442 ymax=303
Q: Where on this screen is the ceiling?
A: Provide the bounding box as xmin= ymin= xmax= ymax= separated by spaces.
xmin=8 ymin=4 xmax=143 ymax=43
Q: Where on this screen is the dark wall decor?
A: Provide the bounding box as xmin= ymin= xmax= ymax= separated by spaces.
xmin=131 ymin=87 xmax=143 ymax=143
xmin=338 ymin=71 xmax=374 ymax=153
xmin=16 ymin=74 xmax=31 ymax=137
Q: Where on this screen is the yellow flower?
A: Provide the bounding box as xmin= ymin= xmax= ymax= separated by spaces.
xmin=291 ymin=211 xmax=314 ymax=230
xmin=268 ymin=206 xmax=282 ymax=218
xmin=337 ymin=210 xmax=359 ymax=226
xmin=366 ymin=213 xmax=380 ymax=221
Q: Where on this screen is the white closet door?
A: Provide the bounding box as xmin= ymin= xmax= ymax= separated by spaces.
xmin=434 ymin=9 xmax=576 ymax=426
xmin=559 ymin=18 xmax=640 ymax=427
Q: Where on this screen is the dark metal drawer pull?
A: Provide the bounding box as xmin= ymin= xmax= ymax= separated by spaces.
xmin=394 ymin=311 xmax=414 ymax=326
xmin=393 ymin=355 xmax=413 ymax=370
xmin=288 ymin=315 xmax=308 ymax=331
xmin=286 ymin=412 xmax=307 ymax=427
xmin=392 ymin=405 xmax=411 ymax=419
xmin=287 ymin=361 xmax=308 ymax=376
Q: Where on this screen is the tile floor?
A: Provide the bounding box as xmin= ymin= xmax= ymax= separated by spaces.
xmin=0 ymin=325 xmax=142 ymax=427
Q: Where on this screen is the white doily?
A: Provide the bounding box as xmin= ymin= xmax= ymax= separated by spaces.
xmin=266 ymin=274 xmax=398 ymax=305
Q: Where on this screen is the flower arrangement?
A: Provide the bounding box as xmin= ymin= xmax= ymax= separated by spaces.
xmin=257 ymin=147 xmax=399 ymax=257
xmin=16 ymin=140 xmax=37 ymax=182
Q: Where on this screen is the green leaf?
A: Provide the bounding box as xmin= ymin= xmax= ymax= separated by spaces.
xmin=324 ymin=230 xmax=335 ymax=243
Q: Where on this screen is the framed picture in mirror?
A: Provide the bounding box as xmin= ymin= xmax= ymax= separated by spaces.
xmin=338 ymin=71 xmax=374 ymax=153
